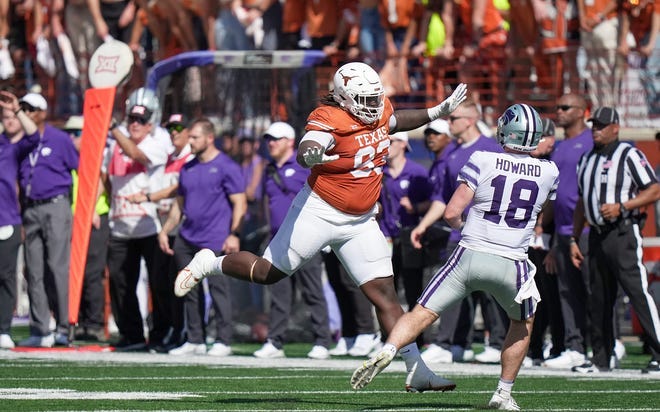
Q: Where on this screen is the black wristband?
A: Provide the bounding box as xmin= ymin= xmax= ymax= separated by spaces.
xmin=14 ymin=108 xmax=22 ymax=115
xmin=145 ymin=193 xmax=151 ymax=202
xmin=231 ymin=230 xmax=240 ymax=237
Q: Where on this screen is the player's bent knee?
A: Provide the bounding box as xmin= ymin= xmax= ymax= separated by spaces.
xmin=253 ymin=259 xmax=288 ymax=285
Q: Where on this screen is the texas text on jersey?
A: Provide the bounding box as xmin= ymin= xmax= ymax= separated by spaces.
xmin=305 ymin=97 xmax=395 ymax=215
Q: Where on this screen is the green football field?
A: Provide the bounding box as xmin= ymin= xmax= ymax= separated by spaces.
xmin=0 ymin=339 xmax=658 ymax=411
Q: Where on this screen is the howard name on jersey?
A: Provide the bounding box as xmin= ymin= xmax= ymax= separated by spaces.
xmin=305 ymin=97 xmax=395 ymax=215
xmin=458 ymin=151 xmax=559 ymax=260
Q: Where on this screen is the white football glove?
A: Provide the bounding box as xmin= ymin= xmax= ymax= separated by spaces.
xmin=302 ymin=146 xmax=339 ymax=167
xmin=428 ymin=83 xmax=468 ymax=120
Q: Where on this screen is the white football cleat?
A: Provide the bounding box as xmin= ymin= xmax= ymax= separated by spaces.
xmin=174 ymin=249 xmax=217 ymax=297
xmin=488 ymin=388 xmax=520 ymax=411
xmin=405 ymin=361 xmax=456 ymax=393
xmin=351 ymin=348 xmax=394 ymax=390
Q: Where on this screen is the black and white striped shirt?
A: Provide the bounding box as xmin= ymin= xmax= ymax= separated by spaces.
xmin=576 ymin=141 xmax=658 ymax=227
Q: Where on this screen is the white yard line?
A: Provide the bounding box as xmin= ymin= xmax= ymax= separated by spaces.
xmin=0 ymin=350 xmax=658 ymax=380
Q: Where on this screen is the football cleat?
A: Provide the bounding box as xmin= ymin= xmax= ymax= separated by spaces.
xmin=405 ymin=361 xmax=456 ymax=393
xmin=174 ymin=249 xmax=216 ymax=297
xmin=488 ymin=388 xmax=520 ymax=411
xmin=351 ymin=349 xmax=394 ymax=389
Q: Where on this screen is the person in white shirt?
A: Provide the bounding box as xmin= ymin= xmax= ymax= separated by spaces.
xmin=104 ymin=103 xmax=169 ymax=351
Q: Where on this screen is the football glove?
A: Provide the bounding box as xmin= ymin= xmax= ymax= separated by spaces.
xmin=301 ymin=146 xmax=339 ymax=167
xmin=428 ymin=83 xmax=468 ymax=120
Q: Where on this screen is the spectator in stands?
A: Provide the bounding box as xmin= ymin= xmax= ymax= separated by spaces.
xmin=413 ymin=0 xmax=455 ymax=105
xmin=98 ymin=0 xmax=135 ymax=43
xmin=532 ymin=0 xmax=581 ymax=99
xmin=356 ymin=0 xmax=385 ymax=65
xmin=542 ymin=93 xmax=593 ymax=369
xmin=322 ymin=3 xmax=360 ymax=59
xmin=527 ymin=118 xmax=565 ymax=366
xmin=0 ymin=90 xmax=39 ymax=349
xmin=67 ymin=115 xmax=110 ymax=342
xmin=105 ymin=103 xmax=169 ymax=351
xmin=577 ymin=0 xmax=622 ymax=108
xmin=17 ymin=93 xmax=79 ymax=348
xmin=617 ymin=0 xmax=660 ymax=116
xmin=65 ymin=0 xmax=106 ymax=94
xmin=570 ymin=106 xmax=660 ymax=374
xmin=378 ymin=0 xmax=423 ymax=99
xmin=252 ymin=122 xmax=332 ymax=360
xmin=451 ymin=0 xmax=508 ymax=120
xmin=160 ymin=118 xmax=246 ymax=357
xmin=215 ymin=0 xmax=254 ymax=51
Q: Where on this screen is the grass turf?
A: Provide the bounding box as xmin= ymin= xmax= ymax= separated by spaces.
xmin=1 ymin=339 xmax=659 ymax=411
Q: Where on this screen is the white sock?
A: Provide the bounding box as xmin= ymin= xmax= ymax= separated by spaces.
xmin=211 ymin=255 xmax=225 ymax=276
xmin=399 ymin=342 xmax=422 ymax=372
xmin=497 ymin=378 xmax=514 ymax=395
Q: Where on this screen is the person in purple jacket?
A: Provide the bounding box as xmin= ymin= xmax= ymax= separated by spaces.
xmin=379 ymin=132 xmax=432 ymax=324
xmin=420 ymin=119 xmax=456 ymax=269
xmin=16 ymin=93 xmax=79 ymax=348
xmin=0 ymin=91 xmax=40 ymax=349
xmin=412 ymin=99 xmax=509 ymax=365
xmin=158 ymin=118 xmax=247 ymax=357
xmin=542 ymin=93 xmax=594 ymax=369
xmin=251 ymin=122 xmax=332 ymax=360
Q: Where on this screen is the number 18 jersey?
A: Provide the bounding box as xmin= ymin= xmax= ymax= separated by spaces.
xmin=458 ymin=151 xmax=559 ymax=260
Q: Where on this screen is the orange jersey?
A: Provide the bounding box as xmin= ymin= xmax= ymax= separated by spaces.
xmin=305 ymin=98 xmax=395 ymax=215
xmin=456 ymin=0 xmax=505 ymax=36
xmin=623 ymin=0 xmax=660 ymax=43
xmin=581 ymin=0 xmax=618 ymax=21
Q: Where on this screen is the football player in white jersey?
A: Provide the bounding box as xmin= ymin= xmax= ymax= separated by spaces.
xmin=352 ymin=103 xmax=560 ymax=411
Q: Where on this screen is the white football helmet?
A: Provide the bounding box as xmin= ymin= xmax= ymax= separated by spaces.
xmin=332 ymin=62 xmax=384 ymax=124
xmin=496 ymin=103 xmax=543 ymax=153
xmin=125 ymin=87 xmax=160 ymax=119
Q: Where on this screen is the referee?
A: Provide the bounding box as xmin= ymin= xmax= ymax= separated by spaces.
xmin=570 ymin=107 xmax=660 ymax=374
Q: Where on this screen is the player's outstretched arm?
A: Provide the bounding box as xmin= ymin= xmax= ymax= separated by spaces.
xmin=392 ymin=83 xmax=467 ymax=132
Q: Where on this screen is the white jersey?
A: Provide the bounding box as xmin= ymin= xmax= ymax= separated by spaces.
xmin=457 ymin=151 xmax=559 ymax=260
xmin=104 ymin=127 xmax=169 ymax=238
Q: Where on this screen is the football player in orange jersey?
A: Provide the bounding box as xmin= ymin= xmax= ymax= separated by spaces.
xmin=174 ymin=62 xmax=467 ymax=392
